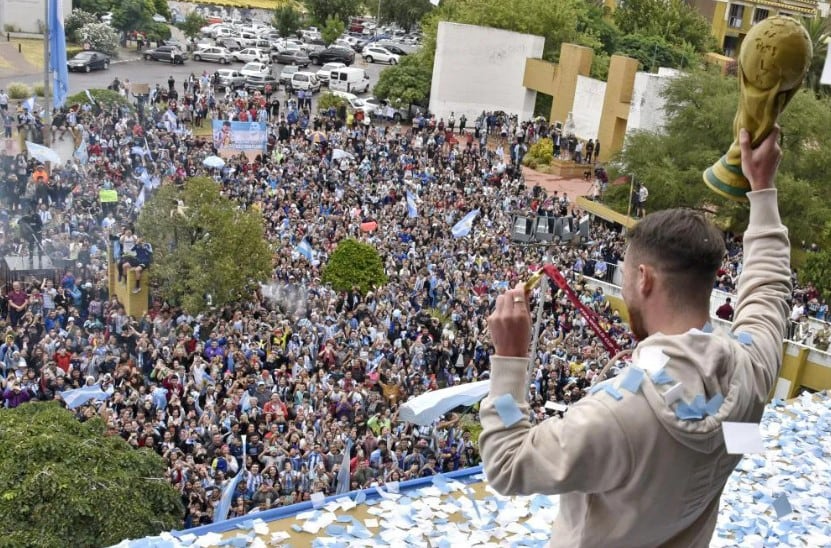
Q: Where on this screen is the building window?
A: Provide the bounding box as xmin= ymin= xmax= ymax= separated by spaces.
xmin=729 ymin=4 xmax=745 ymax=28
xmin=753 ymin=8 xmax=769 ymax=24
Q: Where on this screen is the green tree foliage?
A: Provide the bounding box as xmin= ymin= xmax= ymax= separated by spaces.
xmin=273 ymin=5 xmax=302 ymax=38
xmin=65 ymin=9 xmax=99 ymax=42
xmin=112 ymin=0 xmax=156 ymax=33
xmin=304 ymin=0 xmax=361 ymax=25
xmin=608 ymin=68 xmax=831 ymax=246
xmin=72 ymin=0 xmax=112 ymax=15
xmin=317 ymin=91 xmax=347 ymax=112
xmin=613 ymin=0 xmax=715 ymax=54
xmin=373 ymin=53 xmax=432 ymax=106
xmin=152 ymin=0 xmax=171 ymax=20
xmin=0 ymin=402 xmax=183 ymax=547
xmin=802 ymin=249 xmax=831 ymax=297
xmin=803 ymin=15 xmax=831 ymax=96
xmin=380 ymin=0 xmax=435 ymax=31
xmin=522 ymin=138 xmax=552 ymax=169
xmin=322 ymin=238 xmax=388 ymax=294
xmin=178 ymin=10 xmax=206 ymax=40
xmin=67 ymin=88 xmax=132 ymax=109
xmin=321 ymin=16 xmax=345 ymax=46
xmin=617 ymin=33 xmax=697 ymax=72
xmin=136 ymin=177 xmax=272 ymax=313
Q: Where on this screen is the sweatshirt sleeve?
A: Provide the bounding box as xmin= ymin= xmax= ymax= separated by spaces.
xmin=479 ymin=356 xmax=632 ymax=496
xmin=731 ymin=189 xmax=791 ymax=400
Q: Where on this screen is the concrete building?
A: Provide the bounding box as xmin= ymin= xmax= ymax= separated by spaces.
xmin=687 ymin=0 xmax=819 ymax=57
xmin=0 ymin=0 xmax=71 ymax=34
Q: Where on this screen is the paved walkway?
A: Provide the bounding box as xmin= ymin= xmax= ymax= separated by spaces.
xmin=521 ymin=165 xmax=594 ymax=199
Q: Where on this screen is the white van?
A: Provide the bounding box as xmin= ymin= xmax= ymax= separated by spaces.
xmin=331 ymin=91 xmax=375 ymax=116
xmin=329 ymin=67 xmax=371 ymax=94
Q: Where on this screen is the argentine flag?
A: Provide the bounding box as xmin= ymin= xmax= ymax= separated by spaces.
xmin=296 ymin=238 xmax=314 ymax=261
xmin=48 ymin=0 xmax=69 ymax=108
xmin=214 ymin=436 xmax=247 ymax=523
xmin=23 ymin=97 xmax=36 ymax=112
xmin=451 ymin=209 xmax=480 ymax=238
xmin=406 ymin=191 xmax=418 ymax=218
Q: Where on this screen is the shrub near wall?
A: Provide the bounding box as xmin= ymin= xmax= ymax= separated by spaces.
xmin=7 ymin=82 xmax=32 ymax=100
xmin=522 ymin=137 xmax=553 ymax=169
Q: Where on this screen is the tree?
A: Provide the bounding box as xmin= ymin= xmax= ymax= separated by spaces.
xmin=380 ymin=0 xmax=434 ymax=31
xmin=373 ymin=53 xmax=432 ymax=107
xmin=65 ymin=9 xmax=99 ymax=42
xmin=178 ymin=10 xmax=206 ymax=40
xmin=321 ymin=16 xmax=345 ymax=46
xmin=136 ymin=177 xmax=272 ymax=313
xmin=617 ymin=33 xmax=697 ymax=71
xmin=802 ymin=248 xmax=831 ymax=297
xmin=613 ymin=0 xmax=716 ymax=54
xmin=304 ymin=0 xmax=362 ymax=25
xmin=111 ymin=0 xmax=156 ymax=33
xmin=322 ymin=238 xmax=388 ymax=294
xmin=152 ymin=0 xmax=171 ymax=20
xmin=72 ymin=0 xmax=112 ymax=15
xmin=67 ymin=88 xmax=132 ymax=109
xmin=607 ymin=68 xmax=831 ymax=246
xmin=273 ymin=5 xmax=302 ymax=38
xmin=78 ymin=22 xmax=120 ymax=56
xmin=803 ymin=15 xmax=830 ymax=96
xmin=0 ymin=402 xmax=183 ymax=547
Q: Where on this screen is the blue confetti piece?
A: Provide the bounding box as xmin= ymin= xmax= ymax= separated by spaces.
xmin=690 ymin=394 xmax=707 ymax=415
xmin=291 ymin=524 xmax=302 ymax=533
xmin=589 ymin=382 xmax=605 ymax=395
xmin=705 ymin=394 xmax=725 ymax=416
xmin=465 ymin=487 xmax=482 ymax=520
xmin=325 ymin=524 xmax=346 ymax=536
xmin=619 ymin=367 xmax=645 ymax=393
xmin=398 ymin=496 xmax=413 ymax=505
xmin=434 ymin=518 xmax=448 ymax=525
xmin=651 ymin=368 xmax=675 ymax=385
xmin=235 ymin=520 xmax=254 ymax=531
xmin=493 ymin=393 xmax=524 ymax=427
xmin=432 ymin=474 xmax=450 ymax=494
xmin=675 ymin=400 xmax=704 ymax=421
xmin=349 ymin=526 xmax=373 ymax=539
xmin=702 ymin=322 xmax=714 ymax=334
xmin=604 ymin=384 xmax=623 ymax=400
xmin=336 ymin=515 xmax=353 ymax=523
xmin=438 ymin=540 xmax=451 ymax=548
xmin=736 ymin=331 xmax=753 ymax=345
xmin=365 ymin=499 xmax=378 ymax=506
xmin=772 ymin=495 xmax=793 ymax=518
xmin=354 ymin=490 xmax=366 ymax=504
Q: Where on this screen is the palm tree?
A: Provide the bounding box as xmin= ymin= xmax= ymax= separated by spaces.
xmin=803 ymin=15 xmax=830 ymax=96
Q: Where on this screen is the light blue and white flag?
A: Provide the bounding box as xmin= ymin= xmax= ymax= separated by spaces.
xmin=48 ymin=0 xmax=69 ymax=108
xmin=60 ymin=384 xmax=112 ymax=410
xmin=406 ymin=191 xmax=418 ymax=218
xmin=336 ymin=439 xmax=353 ymax=495
xmin=23 ymin=97 xmax=36 ymax=112
xmin=296 ymin=238 xmax=314 ymax=261
xmin=84 ymin=89 xmax=96 ymax=104
xmin=74 ymin=142 xmax=88 ymax=165
xmin=214 ymin=436 xmax=247 ymax=523
xmin=451 ymin=209 xmax=480 ymax=238
xmin=135 ymin=187 xmax=146 ymax=210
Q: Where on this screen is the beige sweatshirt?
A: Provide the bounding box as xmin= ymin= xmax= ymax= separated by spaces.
xmin=480 ymin=189 xmax=791 ymax=547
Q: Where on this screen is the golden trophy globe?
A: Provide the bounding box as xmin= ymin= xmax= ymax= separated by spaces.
xmin=703 ymin=16 xmax=812 ymax=201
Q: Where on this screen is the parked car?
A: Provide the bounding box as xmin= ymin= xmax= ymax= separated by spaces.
xmin=66 ymin=51 xmax=110 ymax=72
xmin=271 ymin=49 xmax=310 ymax=66
xmin=315 ymin=62 xmax=346 ymax=84
xmin=289 ymin=71 xmax=321 ymax=92
xmin=143 ymin=46 xmax=187 ymax=64
xmin=309 ymin=46 xmax=355 ymax=66
xmin=375 ymin=42 xmax=408 ymax=56
xmin=233 ymin=48 xmax=269 ymax=63
xmin=218 ymin=38 xmax=243 ymax=52
xmin=364 ymin=96 xmax=411 ymax=121
xmin=363 ymin=46 xmax=399 ymax=65
xmin=192 ymin=46 xmax=232 ymax=64
xmin=331 ymin=91 xmax=375 ymax=116
xmin=279 ymin=65 xmax=299 ymax=86
xmin=215 ymin=68 xmax=246 ymax=89
xmin=240 ymin=61 xmax=271 ymax=78
xmin=302 ymin=39 xmax=327 ymax=55
xmin=244 ymin=74 xmax=280 ymax=92
xmin=152 ymin=14 xmax=167 ymax=23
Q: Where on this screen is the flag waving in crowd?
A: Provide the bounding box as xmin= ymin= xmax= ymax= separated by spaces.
xmin=451 ymin=209 xmax=480 ymax=238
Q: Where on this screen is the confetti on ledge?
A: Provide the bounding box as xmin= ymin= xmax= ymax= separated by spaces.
xmin=110 ymin=392 xmax=830 ymax=548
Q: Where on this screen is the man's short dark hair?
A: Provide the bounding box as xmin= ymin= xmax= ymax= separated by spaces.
xmin=626 ymin=208 xmax=725 ymax=302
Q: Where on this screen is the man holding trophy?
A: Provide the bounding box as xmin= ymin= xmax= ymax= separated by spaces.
xmin=479 ymin=16 xmax=811 ymax=547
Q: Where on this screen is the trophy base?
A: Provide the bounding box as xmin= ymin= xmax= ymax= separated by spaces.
xmin=703 ymin=155 xmax=750 ymax=202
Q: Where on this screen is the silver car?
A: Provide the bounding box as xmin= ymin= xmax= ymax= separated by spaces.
xmin=192 ymin=46 xmax=232 ymax=64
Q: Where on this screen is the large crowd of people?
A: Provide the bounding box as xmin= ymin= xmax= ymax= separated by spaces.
xmin=0 ymin=74 xmax=824 ymax=527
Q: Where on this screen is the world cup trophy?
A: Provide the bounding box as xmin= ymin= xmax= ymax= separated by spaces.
xmin=703 ymin=16 xmax=812 ymax=201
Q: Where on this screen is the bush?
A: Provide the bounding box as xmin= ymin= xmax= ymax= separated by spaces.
xmin=321 ymin=238 xmax=388 ymax=295
xmin=0 ymin=403 xmax=183 ymax=547
xmin=33 ymin=83 xmax=45 ymax=97
xmin=317 ymin=92 xmax=346 ymax=113
xmin=65 ymin=9 xmax=98 ymax=42
xmin=66 ymin=88 xmax=133 ymax=110
xmin=78 ymin=22 xmax=119 ymax=56
xmin=66 ymin=45 xmax=84 ymax=58
xmin=523 ymin=137 xmax=553 ymax=168
xmin=7 ymin=82 xmax=32 ymax=99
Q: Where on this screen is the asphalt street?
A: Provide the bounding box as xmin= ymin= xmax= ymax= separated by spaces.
xmin=0 ymin=53 xmax=390 ymax=106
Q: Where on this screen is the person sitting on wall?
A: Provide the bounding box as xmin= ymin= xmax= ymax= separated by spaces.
xmin=121 ymin=237 xmax=153 ymax=294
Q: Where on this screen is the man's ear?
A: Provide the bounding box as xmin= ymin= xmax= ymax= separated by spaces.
xmin=637 ymin=263 xmax=656 ymax=298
